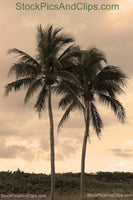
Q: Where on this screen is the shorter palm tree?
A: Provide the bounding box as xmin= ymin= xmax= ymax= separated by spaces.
xmin=58 ymin=47 xmax=127 ymax=200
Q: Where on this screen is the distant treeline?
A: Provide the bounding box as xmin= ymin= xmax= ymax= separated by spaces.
xmin=0 ymin=170 xmax=133 ymax=194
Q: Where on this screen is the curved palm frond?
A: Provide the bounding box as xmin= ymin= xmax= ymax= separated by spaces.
xmin=58 ymin=45 xmax=80 ymax=62
xmin=58 ymin=45 xmax=75 ymax=60
xmin=57 ymin=70 xmax=80 ymax=85
xmin=53 ymin=79 xmax=80 ymax=95
xmin=90 ymin=102 xmax=103 ymax=136
xmin=58 ymin=98 xmax=84 ymax=132
xmin=99 ymin=93 xmax=125 ymax=123
xmin=8 ymin=48 xmax=42 ymax=67
xmin=87 ymin=47 xmax=107 ymax=65
xmin=56 ymin=80 xmax=84 ymax=110
xmin=52 ymin=27 xmax=63 ymax=37
xmin=52 ymin=36 xmax=74 ymax=58
xmin=8 ymin=63 xmax=42 ymax=79
xmin=5 ymin=77 xmax=35 ymax=96
xmin=34 ymin=86 xmax=48 ymax=117
xmin=81 ymin=48 xmax=106 ymax=71
xmin=94 ymin=81 xmax=125 ymax=98
xmin=58 ymin=94 xmax=74 ymax=109
xmin=95 ymin=65 xmax=127 ymax=86
xmin=58 ymin=102 xmax=75 ymax=132
xmin=24 ymin=78 xmax=42 ymax=104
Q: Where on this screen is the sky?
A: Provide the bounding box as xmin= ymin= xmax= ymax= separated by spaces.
xmin=0 ymin=0 xmax=133 ymax=174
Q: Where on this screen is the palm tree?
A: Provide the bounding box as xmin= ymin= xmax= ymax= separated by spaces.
xmin=4 ymin=25 xmax=79 ymax=200
xmin=58 ymin=47 xmax=127 ymax=200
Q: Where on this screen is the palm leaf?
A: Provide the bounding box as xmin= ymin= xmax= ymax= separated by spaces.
xmin=94 ymin=81 xmax=125 ymax=98
xmin=95 ymin=65 xmax=127 ymax=86
xmin=4 ymin=77 xmax=35 ymax=96
xmin=87 ymin=47 xmax=107 ymax=65
xmin=8 ymin=63 xmax=42 ymax=79
xmin=34 ymin=86 xmax=48 ymax=117
xmin=56 ymin=80 xmax=84 ymax=111
xmin=58 ymin=102 xmax=76 ymax=132
xmin=57 ymin=70 xmax=80 ymax=85
xmin=99 ymin=93 xmax=125 ymax=123
xmin=90 ymin=102 xmax=103 ymax=136
xmin=53 ymin=27 xmax=62 ymax=37
xmin=58 ymin=94 xmax=73 ymax=109
xmin=24 ymin=78 xmax=42 ymax=104
xmin=8 ymin=48 xmax=42 ymax=68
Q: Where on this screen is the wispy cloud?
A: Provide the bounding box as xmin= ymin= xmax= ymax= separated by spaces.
xmin=125 ymin=141 xmax=133 ymax=146
xmin=109 ymin=148 xmax=133 ymax=158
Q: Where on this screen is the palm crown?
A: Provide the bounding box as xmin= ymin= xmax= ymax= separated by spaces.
xmin=5 ymin=25 xmax=79 ymax=115
xmin=58 ymin=47 xmax=127 ymax=136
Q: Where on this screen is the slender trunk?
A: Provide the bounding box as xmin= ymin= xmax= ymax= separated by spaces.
xmin=48 ymin=85 xmax=55 ymax=200
xmin=80 ymin=102 xmax=90 ymax=200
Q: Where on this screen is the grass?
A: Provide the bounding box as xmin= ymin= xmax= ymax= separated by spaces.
xmin=1 ymin=193 xmax=133 ymax=200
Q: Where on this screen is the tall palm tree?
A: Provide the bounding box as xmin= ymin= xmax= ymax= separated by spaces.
xmin=4 ymin=25 xmax=79 ymax=200
xmin=58 ymin=48 xmax=127 ymax=200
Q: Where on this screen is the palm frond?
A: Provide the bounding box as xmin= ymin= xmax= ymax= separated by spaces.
xmin=90 ymin=102 xmax=103 ymax=136
xmin=55 ymin=80 xmax=84 ymax=111
xmin=58 ymin=94 xmax=73 ymax=109
xmin=4 ymin=77 xmax=35 ymax=96
xmin=87 ymin=47 xmax=107 ymax=65
xmin=53 ymin=80 xmax=80 ymax=95
xmin=94 ymin=81 xmax=125 ymax=98
xmin=95 ymin=65 xmax=127 ymax=87
xmin=61 ymin=49 xmax=80 ymax=70
xmin=8 ymin=63 xmax=42 ymax=79
xmin=58 ymin=102 xmax=76 ymax=132
xmin=99 ymin=93 xmax=126 ymax=123
xmin=24 ymin=78 xmax=42 ymax=104
xmin=34 ymin=86 xmax=48 ymax=117
xmin=48 ymin=25 xmax=53 ymax=41
xmin=37 ymin=25 xmax=45 ymax=41
xmin=8 ymin=48 xmax=42 ymax=68
xmin=58 ymin=45 xmax=74 ymax=60
xmin=53 ymin=27 xmax=62 ymax=37
xmin=57 ymin=70 xmax=80 ymax=85
xmin=52 ymin=35 xmax=74 ymax=55
xmin=53 ymin=54 xmax=63 ymax=68
xmin=58 ymin=45 xmax=80 ymax=61
xmin=56 ymin=35 xmax=74 ymax=45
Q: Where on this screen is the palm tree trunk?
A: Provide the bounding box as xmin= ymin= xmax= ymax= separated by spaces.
xmin=80 ymin=102 xmax=90 ymax=200
xmin=48 ymin=85 xmax=55 ymax=200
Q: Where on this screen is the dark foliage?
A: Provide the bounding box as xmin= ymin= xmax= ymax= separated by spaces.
xmin=0 ymin=170 xmax=133 ymax=195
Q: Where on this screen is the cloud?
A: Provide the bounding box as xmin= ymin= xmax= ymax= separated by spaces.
xmin=60 ymin=141 xmax=77 ymax=157
xmin=0 ymin=140 xmax=36 ymax=160
xmin=39 ymin=134 xmax=80 ymax=161
xmin=125 ymin=141 xmax=133 ymax=146
xmin=55 ymin=153 xmax=64 ymax=161
xmin=111 ymin=149 xmax=122 ymax=152
xmin=109 ymin=148 xmax=133 ymax=158
xmin=39 ymin=136 xmax=49 ymax=152
xmin=0 ymin=144 xmax=24 ymax=159
xmin=108 ymin=161 xmax=133 ymax=172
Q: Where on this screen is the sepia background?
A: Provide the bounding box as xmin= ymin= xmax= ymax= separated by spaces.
xmin=0 ymin=0 xmax=133 ymax=174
